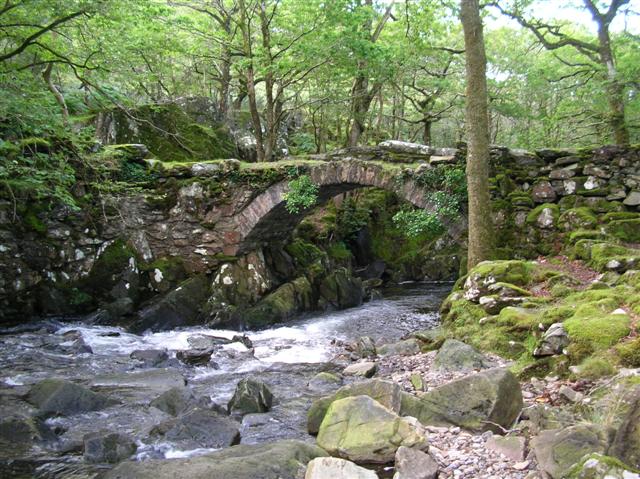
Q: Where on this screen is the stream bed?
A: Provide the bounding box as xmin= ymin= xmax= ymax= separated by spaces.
xmin=0 ymin=282 xmax=450 ymax=478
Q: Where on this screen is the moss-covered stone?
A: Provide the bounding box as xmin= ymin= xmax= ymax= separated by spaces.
xmin=285 ymin=239 xmax=325 ymax=268
xmin=526 ymin=203 xmax=560 ymax=228
xmin=558 ymin=207 xmax=598 ymax=231
xmin=242 ymin=276 xmax=313 ymax=329
xmin=605 ymin=219 xmax=640 ymax=243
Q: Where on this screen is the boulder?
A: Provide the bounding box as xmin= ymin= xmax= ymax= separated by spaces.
xmin=393 ymin=446 xmax=439 ymax=479
xmin=485 ymin=434 xmax=526 ymax=461
xmin=308 ymin=379 xmax=403 ymax=435
xmin=569 ymin=453 xmax=640 ymax=479
xmin=433 ymin=339 xmax=494 ymax=372
xmin=533 ymin=323 xmax=569 ymax=357
xmin=149 ymin=387 xmax=201 ymax=416
xmin=130 ymin=349 xmax=169 ymax=368
xmin=307 ymin=372 xmax=342 ymax=392
xmin=150 ymin=408 xmax=240 ymax=449
xmin=176 ymin=348 xmax=213 ymax=366
xmin=377 ymin=339 xmax=421 ymax=357
xmin=532 ymin=425 xmax=608 ymax=479
xmin=343 ymin=361 xmax=377 ymax=378
xmin=90 ymin=369 xmax=186 ymax=397
xmin=400 ymin=368 xmax=523 ymax=433
xmin=83 ymin=430 xmax=137 ymax=464
xmin=319 ymin=269 xmax=363 ymax=310
xmin=242 ymin=276 xmax=313 ymax=328
xmin=317 ymin=396 xmax=428 ymax=463
xmin=610 ymin=389 xmax=640 ymax=468
xmin=353 ymin=336 xmax=377 ymax=358
xmin=187 ymin=335 xmax=230 ymax=349
xmin=462 ymin=260 xmax=531 ymax=302
xmin=131 ymin=275 xmax=210 ymax=333
xmin=0 ymin=415 xmax=54 ymax=458
xmin=104 ymin=439 xmax=328 ymax=479
xmin=26 ymin=379 xmax=113 ymax=416
xmin=228 ymin=378 xmax=273 ymax=415
xmin=305 ymin=457 xmax=378 ymax=479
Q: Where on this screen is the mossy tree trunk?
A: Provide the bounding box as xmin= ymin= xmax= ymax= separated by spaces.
xmin=461 ymin=0 xmax=493 ymax=270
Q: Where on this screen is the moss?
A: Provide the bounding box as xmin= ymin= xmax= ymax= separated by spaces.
xmin=506 ymin=191 xmax=533 ymax=208
xmin=526 ymin=203 xmax=560 ymax=226
xmin=326 ymin=242 xmax=352 ymax=261
xmin=558 ymin=207 xmax=598 ymax=231
xmin=564 ymin=310 xmax=630 ymax=351
xmin=81 ymin=239 xmax=136 ymax=295
xmin=443 ymin=298 xmax=486 ymax=324
xmin=575 ymin=356 xmax=618 ymax=379
xmin=23 ymin=211 xmax=47 ymax=234
xmin=566 ymin=229 xmax=605 ymax=244
xmin=605 ymin=219 xmax=640 ymax=243
xmin=589 ymin=242 xmax=639 ymax=270
xmin=585 ymin=198 xmax=625 ymax=213
xmin=601 ymin=211 xmax=640 ymax=223
xmin=144 ymin=256 xmax=186 ymax=284
xmin=496 ymin=306 xmax=539 ymax=332
xmin=550 ymin=283 xmax=573 ymax=298
xmin=616 ymin=338 xmax=640 ymax=367
xmin=470 ymin=260 xmax=533 ymax=287
xmin=285 ymin=239 xmax=325 ymax=268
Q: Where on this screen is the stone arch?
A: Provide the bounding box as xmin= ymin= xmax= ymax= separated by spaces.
xmin=229 ymin=160 xmax=435 ymax=254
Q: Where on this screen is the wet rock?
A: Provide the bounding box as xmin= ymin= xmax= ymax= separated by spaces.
xmin=532 ymin=424 xmax=607 ymax=479
xmin=232 ymin=334 xmax=253 ymax=349
xmin=130 ymin=275 xmax=210 ymax=333
xmin=176 ymin=348 xmax=213 ymax=366
xmin=150 ymin=408 xmax=240 ymax=449
xmin=308 ymin=379 xmax=403 ymax=435
xmin=400 ymin=368 xmax=523 ymax=433
xmin=343 ymin=361 xmax=377 ymax=378
xmin=150 ymin=387 xmax=202 ymax=416
xmin=0 ymin=415 xmax=54 ymax=457
xmin=91 ymin=369 xmax=186 ymax=397
xmin=307 ymin=372 xmax=342 ymax=392
xmin=105 ymin=439 xmax=327 ymax=479
xmin=187 ymin=334 xmax=230 ymax=349
xmin=228 ymin=378 xmax=273 ymax=415
xmin=393 ymin=446 xmax=438 ymax=479
xmin=378 ymin=338 xmax=421 ymax=357
xmin=305 ymin=457 xmax=378 ymax=479
xmin=354 ymin=336 xmax=377 ymax=358
xmin=242 ymin=276 xmax=313 ymax=328
xmin=319 ymin=269 xmax=364 ymax=310
xmin=317 ymin=395 xmax=428 ymax=463
xmin=533 ymin=323 xmax=569 ymax=357
xmin=130 ymin=349 xmax=169 ymax=367
xmin=83 ymin=430 xmax=137 ymax=464
xmin=26 ymin=379 xmax=113 ymax=417
xmin=433 ymin=339 xmax=494 ymax=372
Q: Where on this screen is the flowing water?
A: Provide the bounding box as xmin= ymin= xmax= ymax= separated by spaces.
xmin=0 ymin=282 xmax=450 ymax=478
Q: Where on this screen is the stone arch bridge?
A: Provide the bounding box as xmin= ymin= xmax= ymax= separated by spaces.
xmin=109 ymin=144 xmax=459 ymax=272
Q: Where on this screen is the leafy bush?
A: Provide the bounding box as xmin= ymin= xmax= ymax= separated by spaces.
xmin=336 ymin=197 xmax=371 ymax=239
xmin=289 ymin=132 xmax=316 ymax=155
xmin=392 ymin=209 xmax=444 ymax=238
xmin=283 ymin=174 xmax=319 ymax=213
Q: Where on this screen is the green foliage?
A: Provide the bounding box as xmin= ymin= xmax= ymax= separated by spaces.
xmin=336 ymin=197 xmax=371 ymax=239
xmin=327 ymin=241 xmax=353 ymax=261
xmin=392 ymin=209 xmax=443 ymax=238
xmin=283 ymin=175 xmax=319 ymax=214
xmin=289 ymin=132 xmax=316 ymax=155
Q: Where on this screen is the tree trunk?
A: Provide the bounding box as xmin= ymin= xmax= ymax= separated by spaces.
xmin=596 ymin=22 xmax=629 ymax=145
xmin=42 ymin=63 xmax=69 ymax=126
xmin=461 ymin=0 xmax=493 ymax=271
xmin=422 ymin=119 xmax=432 ymax=145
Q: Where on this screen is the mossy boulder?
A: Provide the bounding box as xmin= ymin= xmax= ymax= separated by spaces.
xmin=319 ymin=269 xmax=363 ymax=310
xmin=307 ymin=379 xmax=402 ymax=435
xmin=527 ymin=203 xmax=560 ymax=229
xmin=242 ymin=276 xmax=313 ymax=328
xmin=610 ymin=389 xmax=640 ymax=469
xmin=532 ymin=424 xmax=608 ymax=479
xmin=400 ymin=368 xmax=523 ymax=433
xmin=559 ymin=208 xmax=598 ymax=231
xmin=104 ymin=440 xmax=328 ymax=479
xmin=606 ymin=219 xmax=640 ymax=243
xmin=317 ymin=395 xmax=428 ymax=464
xmin=433 ymin=339 xmax=495 ymax=372
xmin=27 ymin=379 xmax=114 ymax=417
xmin=461 ymin=260 xmax=533 ymax=302
xmin=567 ymin=453 xmax=640 ymax=479
xmin=285 ymin=239 xmax=325 ymax=268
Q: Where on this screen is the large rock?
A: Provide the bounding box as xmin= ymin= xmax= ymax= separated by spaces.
xmin=569 ymin=453 xmax=640 ymax=479
xmin=150 ymin=408 xmax=240 ymax=449
xmin=377 ymin=339 xmax=421 ymax=357
xmin=150 ymin=387 xmax=201 ymax=416
xmin=319 ymin=269 xmax=363 ymax=310
xmin=228 ymin=378 xmax=273 ymax=415
xmin=130 ymin=275 xmax=210 ymax=333
xmin=400 ymin=368 xmax=523 ymax=433
xmin=0 ymin=415 xmax=54 ymax=458
xmin=317 ymin=396 xmax=428 ymax=464
xmin=532 ymin=425 xmax=608 ymax=479
xmin=305 ymin=457 xmax=378 ymax=479
xmin=343 ymin=361 xmax=377 ymax=378
xmin=393 ymin=446 xmax=439 ymax=479
xmin=104 ymin=439 xmax=328 ymax=479
xmin=610 ymin=389 xmax=640 ymax=468
xmin=462 ymin=260 xmax=531 ymax=302
xmin=308 ymin=379 xmax=403 ymax=435
xmin=176 ymin=348 xmax=213 ymax=366
xmin=433 ymin=339 xmax=494 ymax=372
xmin=533 ymin=323 xmax=570 ymax=357
xmin=130 ymin=349 xmax=170 ymax=368
xmin=242 ymin=276 xmax=313 ymax=328
xmin=83 ymin=430 xmax=137 ymax=463
xmin=26 ymin=379 xmax=113 ymax=416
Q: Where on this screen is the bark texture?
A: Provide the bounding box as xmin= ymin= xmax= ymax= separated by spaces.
xmin=461 ymin=0 xmax=493 ymax=270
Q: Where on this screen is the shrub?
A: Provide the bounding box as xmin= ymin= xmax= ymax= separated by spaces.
xmin=283 ymin=175 xmax=318 ymax=213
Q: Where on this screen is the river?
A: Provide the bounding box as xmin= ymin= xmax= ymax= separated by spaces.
xmin=0 ymin=282 xmax=450 ymax=478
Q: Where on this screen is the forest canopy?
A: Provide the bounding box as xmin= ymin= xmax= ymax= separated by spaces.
xmin=0 ymin=0 xmax=638 ymax=155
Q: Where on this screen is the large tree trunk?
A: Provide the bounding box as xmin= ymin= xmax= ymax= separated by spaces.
xmin=422 ymin=119 xmax=432 ymax=145
xmin=461 ymin=0 xmax=493 ymax=271
xmin=596 ymin=23 xmax=629 ymax=145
